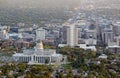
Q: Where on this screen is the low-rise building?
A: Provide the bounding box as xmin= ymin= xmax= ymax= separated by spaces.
xmin=107 ymin=45 xmax=120 ymax=54
xmin=13 ymin=41 xmax=63 ymax=65
xmin=98 ymin=54 xmax=108 ymax=59
xmin=14 ymin=39 xmax=30 ymax=48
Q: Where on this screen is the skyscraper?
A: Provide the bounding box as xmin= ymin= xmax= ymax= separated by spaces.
xmin=102 ymin=28 xmax=114 ymax=46
xmin=67 ymin=24 xmax=78 ymax=47
xmin=0 ymin=26 xmax=7 ymax=39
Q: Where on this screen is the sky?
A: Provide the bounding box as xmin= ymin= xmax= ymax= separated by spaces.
xmin=0 ymin=0 xmax=80 ymax=8
xmin=0 ymin=0 xmax=120 ymax=9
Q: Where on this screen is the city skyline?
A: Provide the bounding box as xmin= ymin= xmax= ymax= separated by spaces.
xmin=0 ymin=0 xmax=120 ymax=78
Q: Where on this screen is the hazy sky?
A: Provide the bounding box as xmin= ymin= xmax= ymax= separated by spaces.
xmin=0 ymin=0 xmax=80 ymax=8
xmin=0 ymin=0 xmax=120 ymax=9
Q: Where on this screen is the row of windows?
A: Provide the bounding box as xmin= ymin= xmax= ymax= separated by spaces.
xmin=17 ymin=56 xmax=52 ymax=63
xmin=19 ymin=56 xmax=31 ymax=62
xmin=33 ymin=56 xmax=50 ymax=63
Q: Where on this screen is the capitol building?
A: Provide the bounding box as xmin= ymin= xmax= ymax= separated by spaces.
xmin=13 ymin=41 xmax=63 ymax=65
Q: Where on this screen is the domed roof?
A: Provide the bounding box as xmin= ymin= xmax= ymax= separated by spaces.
xmin=39 ymin=41 xmax=44 ymax=50
xmin=36 ymin=41 xmax=44 ymax=50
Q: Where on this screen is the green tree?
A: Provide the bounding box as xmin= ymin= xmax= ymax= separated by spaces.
xmin=25 ymin=74 xmax=32 ymax=78
xmin=67 ymin=67 xmax=73 ymax=78
xmin=98 ymin=74 xmax=105 ymax=78
xmin=7 ymin=75 xmax=14 ymax=78
xmin=44 ymin=71 xmax=51 ymax=78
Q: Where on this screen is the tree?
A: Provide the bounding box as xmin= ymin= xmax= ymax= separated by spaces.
xmin=44 ymin=71 xmax=51 ymax=78
xmin=7 ymin=75 xmax=14 ymax=78
xmin=87 ymin=73 xmax=94 ymax=78
xmin=25 ymin=74 xmax=32 ymax=78
xmin=98 ymin=74 xmax=104 ymax=78
xmin=88 ymin=51 xmax=96 ymax=58
xmin=67 ymin=67 xmax=73 ymax=78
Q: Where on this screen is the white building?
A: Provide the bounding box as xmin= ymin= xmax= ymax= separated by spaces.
xmin=78 ymin=44 xmax=96 ymax=51
xmin=36 ymin=28 xmax=45 ymax=41
xmin=85 ymin=29 xmax=97 ymax=39
xmin=84 ymin=38 xmax=97 ymax=46
xmin=58 ymin=24 xmax=97 ymax=51
xmin=13 ymin=41 xmax=63 ymax=65
xmin=113 ymin=21 xmax=120 ymax=35
xmin=102 ymin=28 xmax=114 ymax=45
xmin=0 ymin=26 xmax=7 ymax=39
xmin=115 ymin=35 xmax=120 ymax=46
xmin=67 ymin=24 xmax=78 ymax=47
xmin=106 ymin=45 xmax=120 ymax=54
xmin=98 ymin=54 xmax=107 ymax=59
xmin=6 ymin=33 xmax=22 ymax=40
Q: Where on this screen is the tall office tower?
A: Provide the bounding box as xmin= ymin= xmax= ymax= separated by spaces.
xmin=61 ymin=26 xmax=68 ymax=43
xmin=115 ymin=36 xmax=120 ymax=46
xmin=0 ymin=27 xmax=3 ymax=39
xmin=36 ymin=28 xmax=45 ymax=41
xmin=84 ymin=21 xmax=97 ymax=39
xmin=0 ymin=26 xmax=7 ymax=39
xmin=67 ymin=24 xmax=78 ymax=47
xmin=85 ymin=29 xmax=97 ymax=39
xmin=102 ymin=28 xmax=114 ymax=45
xmin=113 ymin=22 xmax=120 ymax=35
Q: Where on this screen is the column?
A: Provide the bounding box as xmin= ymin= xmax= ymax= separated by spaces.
xmin=49 ymin=56 xmax=51 ymax=64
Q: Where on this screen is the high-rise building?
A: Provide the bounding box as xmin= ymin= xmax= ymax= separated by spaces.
xmin=36 ymin=28 xmax=45 ymax=41
xmin=102 ymin=28 xmax=114 ymax=45
xmin=113 ymin=21 xmax=120 ymax=35
xmin=61 ymin=26 xmax=67 ymax=43
xmin=85 ymin=29 xmax=97 ymax=39
xmin=0 ymin=26 xmax=7 ymax=39
xmin=67 ymin=24 xmax=78 ymax=47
